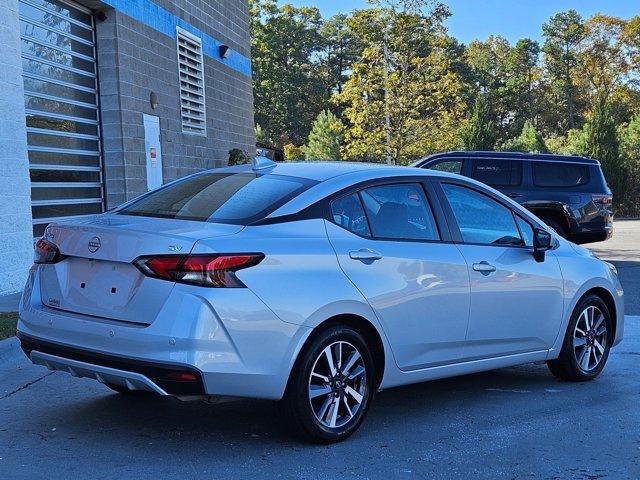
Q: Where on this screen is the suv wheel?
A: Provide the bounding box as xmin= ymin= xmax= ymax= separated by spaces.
xmin=547 ymin=294 xmax=612 ymax=381
xmin=281 ymin=325 xmax=375 ymax=443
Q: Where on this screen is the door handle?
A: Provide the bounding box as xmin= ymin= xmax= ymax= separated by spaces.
xmin=349 ymin=249 xmax=383 ymax=262
xmin=472 ymin=261 xmax=496 ymax=275
xmin=506 ymin=192 xmax=523 ymax=199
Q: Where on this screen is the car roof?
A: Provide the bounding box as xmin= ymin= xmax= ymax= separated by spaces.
xmin=419 ymin=151 xmax=600 ymax=165
xmin=213 ymin=160 xmax=411 ymax=182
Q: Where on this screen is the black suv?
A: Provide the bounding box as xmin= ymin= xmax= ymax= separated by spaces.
xmin=415 ymin=151 xmax=613 ymax=244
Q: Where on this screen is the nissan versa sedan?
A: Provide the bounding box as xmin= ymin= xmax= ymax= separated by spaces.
xmin=18 ymin=159 xmax=624 ymax=443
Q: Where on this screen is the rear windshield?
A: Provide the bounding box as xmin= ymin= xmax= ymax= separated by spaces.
xmin=117 ymin=172 xmax=316 ymax=224
xmin=532 ymin=161 xmax=590 ymax=187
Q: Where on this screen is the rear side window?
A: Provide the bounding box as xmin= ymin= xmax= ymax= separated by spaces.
xmin=360 ymin=183 xmax=439 ymax=241
xmin=428 ymin=160 xmax=463 ymax=174
xmin=471 ymin=159 xmax=521 ymax=186
xmin=117 ymin=172 xmax=315 ymax=224
xmin=331 ymin=193 xmax=371 ymax=237
xmin=532 ymin=162 xmax=590 ymax=187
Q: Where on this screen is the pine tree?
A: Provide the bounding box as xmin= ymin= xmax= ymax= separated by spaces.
xmin=462 ymin=94 xmax=496 ymax=151
xmin=501 ymin=120 xmax=547 ymax=153
xmin=305 ymin=110 xmax=344 ymax=160
xmin=585 ymin=92 xmax=624 ymax=205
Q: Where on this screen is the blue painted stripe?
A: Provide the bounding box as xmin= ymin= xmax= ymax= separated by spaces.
xmin=102 ymin=0 xmax=252 ymax=77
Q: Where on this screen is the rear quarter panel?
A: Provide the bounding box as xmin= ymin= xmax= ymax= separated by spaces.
xmin=191 ymin=218 xmax=397 ymax=385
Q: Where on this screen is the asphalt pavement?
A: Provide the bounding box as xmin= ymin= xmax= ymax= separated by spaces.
xmin=1 ymin=221 xmax=639 ymax=480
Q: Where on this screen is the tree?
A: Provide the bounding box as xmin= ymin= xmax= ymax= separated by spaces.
xmin=579 ymin=15 xmax=635 ymax=97
xmin=337 ymin=0 xmax=467 ymax=164
xmin=585 ymin=92 xmax=625 ymax=206
xmin=542 ymin=10 xmax=586 ymax=131
xmin=462 ymin=94 xmax=496 ymax=150
xmin=501 ymin=121 xmax=547 ymax=153
xmin=505 ymin=39 xmax=541 ymax=133
xmin=619 ymin=114 xmax=640 ymax=215
xmin=283 ymin=143 xmax=305 ymax=160
xmin=250 ymin=0 xmax=325 ymax=145
xmin=305 ymin=110 xmax=344 ymax=160
xmin=318 ymin=14 xmax=360 ymax=98
xmin=254 ymin=123 xmax=270 ymax=145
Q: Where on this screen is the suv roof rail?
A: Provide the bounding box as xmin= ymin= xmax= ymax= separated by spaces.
xmin=418 ymin=151 xmax=600 ymax=165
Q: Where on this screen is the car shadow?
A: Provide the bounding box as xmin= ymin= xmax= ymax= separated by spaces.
xmin=42 ymin=362 xmax=566 ymax=447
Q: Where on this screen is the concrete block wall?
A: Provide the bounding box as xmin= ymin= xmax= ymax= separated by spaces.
xmin=0 ymin=0 xmax=34 ymax=296
xmin=95 ymin=0 xmax=255 ymax=208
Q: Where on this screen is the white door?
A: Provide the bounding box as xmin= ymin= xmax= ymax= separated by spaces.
xmin=438 ymin=182 xmax=564 ymax=359
xmin=143 ymin=114 xmax=163 ymax=191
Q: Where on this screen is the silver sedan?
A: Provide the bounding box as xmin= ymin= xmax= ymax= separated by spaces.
xmin=18 ymin=159 xmax=624 ymax=443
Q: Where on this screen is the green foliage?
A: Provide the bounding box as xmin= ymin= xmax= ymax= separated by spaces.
xmin=284 ymin=143 xmax=305 ymax=160
xmin=585 ymin=92 xmax=626 ymax=208
xmin=305 ymin=110 xmax=344 ymax=160
xmin=250 ymin=0 xmax=326 ymax=145
xmin=619 ymin=114 xmax=640 ymax=215
xmin=462 ymin=94 xmax=496 ymax=151
xmin=500 ymin=121 xmax=547 ymax=153
xmin=228 ymin=149 xmax=251 ymax=166
xmin=336 ymin=0 xmax=467 ymax=164
xmin=249 ymin=4 xmax=640 ymax=213
xmin=542 ymin=10 xmax=586 ymax=131
xmin=254 ymin=123 xmax=270 ymax=145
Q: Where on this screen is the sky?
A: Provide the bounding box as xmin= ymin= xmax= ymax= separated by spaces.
xmin=285 ymin=0 xmax=639 ymax=45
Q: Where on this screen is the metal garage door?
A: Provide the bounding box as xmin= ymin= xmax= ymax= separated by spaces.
xmin=19 ymin=0 xmax=103 ymax=238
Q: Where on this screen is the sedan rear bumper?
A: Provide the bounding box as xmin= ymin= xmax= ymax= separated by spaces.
xmin=18 ymin=332 xmax=204 ymax=395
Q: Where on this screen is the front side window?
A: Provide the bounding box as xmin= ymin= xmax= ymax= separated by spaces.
xmin=330 ymin=193 xmax=371 ymax=237
xmin=428 ymin=160 xmax=463 ymax=174
xmin=532 ymin=162 xmax=589 ymax=187
xmin=441 ymin=183 xmax=523 ymax=246
xmin=360 ymin=183 xmax=439 ymax=241
xmin=471 ymin=159 xmax=522 ymax=187
xmin=118 ymin=173 xmax=314 ymax=225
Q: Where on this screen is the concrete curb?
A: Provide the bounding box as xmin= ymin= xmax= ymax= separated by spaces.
xmin=0 ymin=336 xmax=21 ymax=365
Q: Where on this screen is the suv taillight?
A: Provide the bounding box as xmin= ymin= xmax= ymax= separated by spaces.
xmin=133 ymin=254 xmax=264 ymax=288
xmin=34 ymin=238 xmax=66 ymax=265
xmin=592 ymin=194 xmax=612 ymax=207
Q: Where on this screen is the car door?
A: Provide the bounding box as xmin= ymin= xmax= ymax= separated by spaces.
xmin=324 ymin=180 xmax=471 ymax=371
xmin=436 ymin=180 xmax=564 ymax=359
xmin=469 ymin=157 xmax=528 ymax=204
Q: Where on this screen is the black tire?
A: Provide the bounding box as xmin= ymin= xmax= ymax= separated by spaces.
xmin=280 ymin=324 xmax=376 ymax=443
xmin=541 ymin=217 xmax=567 ymax=238
xmin=547 ymin=294 xmax=612 ymax=381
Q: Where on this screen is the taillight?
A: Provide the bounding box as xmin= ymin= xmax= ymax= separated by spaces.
xmin=592 ymin=194 xmax=612 ymax=207
xmin=34 ymin=238 xmax=66 ymax=264
xmin=133 ymin=253 xmax=264 ymax=288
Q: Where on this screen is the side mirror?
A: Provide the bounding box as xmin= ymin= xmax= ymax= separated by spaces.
xmin=533 ymin=228 xmax=552 ymax=262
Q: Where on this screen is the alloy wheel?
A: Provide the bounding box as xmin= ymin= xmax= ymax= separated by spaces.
xmin=308 ymin=341 xmax=367 ymax=428
xmin=573 ymin=305 xmax=608 ymax=372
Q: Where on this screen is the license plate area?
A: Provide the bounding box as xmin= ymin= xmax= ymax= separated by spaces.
xmin=54 ymin=257 xmax=142 ymax=311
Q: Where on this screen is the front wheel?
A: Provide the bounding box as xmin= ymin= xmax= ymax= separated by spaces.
xmin=547 ymin=295 xmax=612 ymax=381
xmin=280 ymin=325 xmax=375 ymax=443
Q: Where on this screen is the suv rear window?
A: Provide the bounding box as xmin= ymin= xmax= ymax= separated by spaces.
xmin=117 ymin=172 xmax=315 ymax=224
xmin=471 ymin=159 xmax=521 ymax=186
xmin=532 ymin=162 xmax=589 ymax=187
